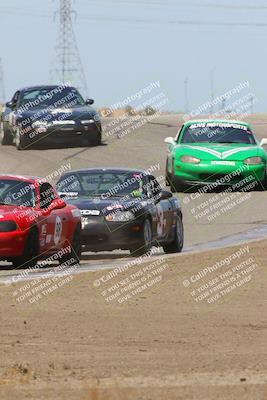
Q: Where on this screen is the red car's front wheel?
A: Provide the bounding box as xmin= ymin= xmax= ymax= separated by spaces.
xmin=12 ymin=228 xmax=39 ymax=269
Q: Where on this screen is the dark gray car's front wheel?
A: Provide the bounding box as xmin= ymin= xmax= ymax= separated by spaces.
xmin=130 ymin=219 xmax=152 ymax=257
xmin=162 ymin=214 xmax=184 ymax=254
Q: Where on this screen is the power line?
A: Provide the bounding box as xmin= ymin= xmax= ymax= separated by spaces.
xmin=0 ymin=7 xmax=50 ymax=18
xmin=78 ymin=0 xmax=267 ymax=10
xmin=78 ymin=14 xmax=267 ymax=27
xmin=0 ymin=58 xmax=5 ymax=104
xmin=50 ymin=0 xmax=88 ymax=96
xmin=1 ymin=6 xmax=267 ymax=28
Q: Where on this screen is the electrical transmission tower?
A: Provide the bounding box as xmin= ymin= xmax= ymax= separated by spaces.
xmin=50 ymin=0 xmax=88 ymax=96
xmin=0 ymin=58 xmax=5 ymax=104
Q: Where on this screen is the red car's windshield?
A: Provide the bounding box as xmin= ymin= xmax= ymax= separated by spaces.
xmin=0 ymin=179 xmax=36 ymax=208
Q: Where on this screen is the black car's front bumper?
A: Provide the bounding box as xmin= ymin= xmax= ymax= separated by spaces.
xmin=81 ymin=216 xmax=144 ymax=251
xmin=24 ymin=121 xmax=101 ymax=144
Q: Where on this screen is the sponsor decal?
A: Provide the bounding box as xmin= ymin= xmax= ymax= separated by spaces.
xmin=156 ymin=204 xmax=167 ymax=236
xmin=211 ymin=161 xmax=236 ymax=166
xmin=71 ymin=208 xmax=81 ymax=218
xmin=41 ymin=224 xmax=47 ymax=234
xmin=80 ymin=209 xmax=100 ymax=216
xmin=106 ymin=205 xmax=123 ymax=211
xmin=190 ymin=123 xmax=248 ymax=131
xmin=46 ymin=234 xmax=52 ymax=244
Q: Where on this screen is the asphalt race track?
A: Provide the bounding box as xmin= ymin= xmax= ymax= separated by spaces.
xmin=0 ymin=114 xmax=267 ymax=279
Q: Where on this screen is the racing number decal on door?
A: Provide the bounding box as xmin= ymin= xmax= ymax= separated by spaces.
xmin=156 ymin=204 xmax=167 ymax=236
xmin=54 ymin=216 xmax=62 ymax=245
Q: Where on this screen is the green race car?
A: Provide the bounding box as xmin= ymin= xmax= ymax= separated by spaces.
xmin=165 ymin=120 xmax=267 ymax=192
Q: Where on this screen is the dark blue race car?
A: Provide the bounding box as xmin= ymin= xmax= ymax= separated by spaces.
xmin=1 ymin=85 xmax=102 ymax=150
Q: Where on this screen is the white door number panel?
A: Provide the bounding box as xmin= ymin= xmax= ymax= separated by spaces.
xmin=54 ymin=216 xmax=63 ymax=245
xmin=156 ymin=204 xmax=167 ymax=237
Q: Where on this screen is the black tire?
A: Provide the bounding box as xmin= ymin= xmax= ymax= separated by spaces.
xmin=165 ymin=160 xmax=171 ymax=186
xmin=60 ymin=227 xmax=81 ymax=265
xmin=1 ymin=124 xmax=13 ymax=146
xmin=162 ymin=214 xmax=184 ymax=254
xmin=169 ymin=175 xmax=185 ymax=193
xmin=167 ymin=159 xmax=185 ymax=193
xmin=259 ymin=172 xmax=267 ymax=191
xmin=88 ymin=131 xmax=102 ymax=146
xmin=130 ymin=219 xmax=152 ymax=257
xmin=12 ymin=228 xmax=39 ymax=269
xmin=15 ymin=127 xmax=30 ymax=150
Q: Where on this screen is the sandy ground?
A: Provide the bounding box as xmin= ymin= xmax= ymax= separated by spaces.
xmin=0 ymin=239 xmax=266 ymax=399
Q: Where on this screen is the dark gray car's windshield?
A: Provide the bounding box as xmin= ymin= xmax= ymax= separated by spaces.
xmin=57 ymin=172 xmax=147 ymax=198
xmin=181 ymin=123 xmax=256 ymax=145
xmin=18 ymin=87 xmax=85 ymax=108
xmin=0 ymin=179 xmax=36 ymax=207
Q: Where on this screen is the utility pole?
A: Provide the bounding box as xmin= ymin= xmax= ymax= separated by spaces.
xmin=209 ymin=68 xmax=215 ymax=114
xmin=250 ymin=95 xmax=254 ymax=114
xmin=0 ymin=58 xmax=5 ymax=104
xmin=184 ymin=77 xmax=189 ymax=114
xmin=50 ymin=0 xmax=88 ymax=97
xmin=221 ymin=95 xmax=226 ymax=113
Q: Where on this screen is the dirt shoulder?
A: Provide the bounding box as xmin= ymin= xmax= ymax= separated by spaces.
xmin=0 ymin=240 xmax=267 ymax=399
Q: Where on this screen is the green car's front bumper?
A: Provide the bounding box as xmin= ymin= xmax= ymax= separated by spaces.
xmin=173 ymin=161 xmax=266 ymax=188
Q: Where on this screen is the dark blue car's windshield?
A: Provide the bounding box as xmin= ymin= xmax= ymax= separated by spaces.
xmin=18 ymin=87 xmax=85 ymax=109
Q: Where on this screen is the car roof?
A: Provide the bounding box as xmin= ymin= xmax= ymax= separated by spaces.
xmin=60 ymin=168 xmax=148 ymax=175
xmin=0 ymin=174 xmax=43 ymax=183
xmin=19 ymin=85 xmax=77 ymax=92
xmin=184 ymin=119 xmax=251 ymax=127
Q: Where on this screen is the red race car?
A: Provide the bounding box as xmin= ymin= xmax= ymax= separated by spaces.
xmin=0 ymin=175 xmax=81 ymax=268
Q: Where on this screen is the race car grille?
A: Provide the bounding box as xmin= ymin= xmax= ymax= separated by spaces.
xmin=0 ymin=221 xmax=17 ymax=232
xmin=199 ymin=173 xmax=243 ymax=183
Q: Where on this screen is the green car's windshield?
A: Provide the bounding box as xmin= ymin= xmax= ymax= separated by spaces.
xmin=181 ymin=123 xmax=256 ymax=145
xmin=57 ymin=171 xmax=147 ymax=199
xmin=0 ymin=179 xmax=36 ymax=207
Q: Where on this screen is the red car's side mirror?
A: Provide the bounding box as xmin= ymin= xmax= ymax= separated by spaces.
xmin=49 ymin=198 xmax=66 ymax=211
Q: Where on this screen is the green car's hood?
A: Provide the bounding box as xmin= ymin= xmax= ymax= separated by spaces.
xmin=174 ymin=143 xmax=266 ymax=161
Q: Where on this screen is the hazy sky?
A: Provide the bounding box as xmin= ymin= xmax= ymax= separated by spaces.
xmin=0 ymin=0 xmax=267 ymax=112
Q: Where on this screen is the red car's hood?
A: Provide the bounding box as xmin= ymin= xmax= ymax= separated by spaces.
xmin=0 ymin=205 xmax=35 ymax=226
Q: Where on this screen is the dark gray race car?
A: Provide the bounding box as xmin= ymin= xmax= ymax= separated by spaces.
xmin=56 ymin=168 xmax=184 ymax=256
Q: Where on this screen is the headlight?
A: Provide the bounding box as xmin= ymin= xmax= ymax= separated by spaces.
xmin=81 ymin=119 xmax=95 ymax=124
xmin=180 ymin=155 xmax=201 ymax=164
xmin=105 ymin=211 xmax=135 ymax=222
xmin=32 ymin=121 xmax=48 ymax=127
xmin=244 ymin=157 xmax=263 ymax=165
xmin=53 ymin=120 xmax=75 ymax=125
xmin=0 ymin=220 xmax=17 ymax=232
